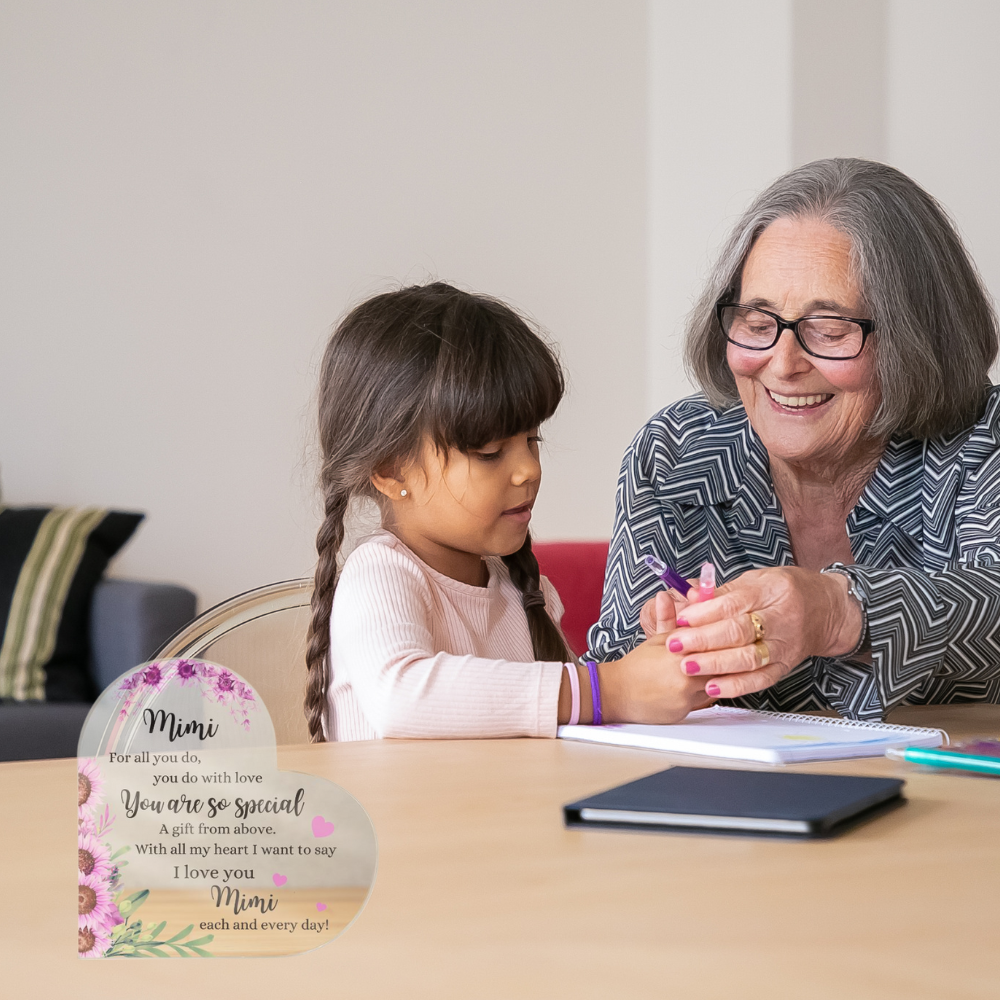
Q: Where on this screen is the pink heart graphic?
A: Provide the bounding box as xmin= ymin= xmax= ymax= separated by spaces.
xmin=272 ymin=873 xmax=287 ymax=887
xmin=316 ymin=902 xmax=327 ymax=912
xmin=312 ymin=815 xmax=335 ymax=838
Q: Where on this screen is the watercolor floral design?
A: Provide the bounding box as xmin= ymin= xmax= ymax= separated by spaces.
xmin=117 ymin=658 xmax=257 ymax=730
xmin=77 ymin=756 xmax=214 ymax=958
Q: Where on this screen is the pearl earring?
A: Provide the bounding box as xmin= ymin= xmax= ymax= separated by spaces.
xmin=400 ymin=489 xmax=408 ymax=497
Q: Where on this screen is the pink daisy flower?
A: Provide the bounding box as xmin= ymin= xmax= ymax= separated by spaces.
xmin=142 ymin=663 xmax=164 ymax=687
xmin=215 ymin=669 xmax=237 ymax=697
xmin=77 ymin=759 xmax=104 ymax=817
xmin=78 ymin=871 xmax=122 ymax=932
xmin=175 ymin=659 xmax=199 ymax=685
xmin=77 ymin=831 xmax=112 ymax=880
xmin=78 ymin=922 xmax=112 ymax=959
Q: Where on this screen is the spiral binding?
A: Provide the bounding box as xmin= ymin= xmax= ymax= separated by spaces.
xmin=713 ymin=705 xmax=947 ymax=740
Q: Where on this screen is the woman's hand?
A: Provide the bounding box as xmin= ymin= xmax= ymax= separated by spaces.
xmin=661 ymin=567 xmax=864 ymax=699
xmin=597 ymin=633 xmax=716 ymax=724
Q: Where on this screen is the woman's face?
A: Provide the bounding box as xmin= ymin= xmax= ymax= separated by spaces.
xmin=727 ymin=216 xmax=881 ymax=469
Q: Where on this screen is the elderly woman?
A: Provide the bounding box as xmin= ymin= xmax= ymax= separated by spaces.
xmin=587 ymin=158 xmax=1000 ymax=721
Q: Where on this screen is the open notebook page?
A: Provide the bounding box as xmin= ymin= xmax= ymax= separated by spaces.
xmin=558 ymin=706 xmax=946 ymax=764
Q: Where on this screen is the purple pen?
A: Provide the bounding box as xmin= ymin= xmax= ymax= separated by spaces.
xmin=642 ymin=554 xmax=691 ymax=594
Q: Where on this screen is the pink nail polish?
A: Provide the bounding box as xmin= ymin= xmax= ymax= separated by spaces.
xmin=706 ymin=683 xmax=720 ymax=697
xmin=669 ymin=639 xmax=683 ymax=653
xmin=684 ymin=660 xmax=700 ymax=675
xmin=676 ymin=617 xmax=689 ymax=628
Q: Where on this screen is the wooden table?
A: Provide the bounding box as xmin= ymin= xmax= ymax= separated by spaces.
xmin=6 ymin=704 xmax=1000 ymax=999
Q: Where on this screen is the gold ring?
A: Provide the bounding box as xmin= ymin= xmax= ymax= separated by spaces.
xmin=749 ymin=611 xmax=766 ymax=642
xmin=754 ymin=640 xmax=771 ymax=667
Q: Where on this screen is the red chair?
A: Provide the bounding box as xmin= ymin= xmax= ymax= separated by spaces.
xmin=533 ymin=541 xmax=610 ymax=659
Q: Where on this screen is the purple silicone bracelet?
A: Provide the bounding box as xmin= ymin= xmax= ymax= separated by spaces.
xmin=585 ymin=660 xmax=602 ymax=726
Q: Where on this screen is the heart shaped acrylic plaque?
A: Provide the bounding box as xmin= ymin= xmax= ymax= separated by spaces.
xmin=76 ymin=659 xmax=377 ymax=958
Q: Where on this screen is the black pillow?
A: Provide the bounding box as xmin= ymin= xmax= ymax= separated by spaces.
xmin=0 ymin=507 xmax=144 ymax=702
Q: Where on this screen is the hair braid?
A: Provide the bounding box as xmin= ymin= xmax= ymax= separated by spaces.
xmin=304 ymin=489 xmax=349 ymax=742
xmin=502 ymin=534 xmax=574 ymax=663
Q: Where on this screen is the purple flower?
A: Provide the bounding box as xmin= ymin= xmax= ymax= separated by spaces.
xmin=216 ymin=670 xmax=236 ymax=694
xmin=234 ymin=681 xmax=255 ymax=702
xmin=118 ymin=673 xmax=140 ymax=692
xmin=143 ymin=665 xmax=162 ymax=686
xmin=176 ymin=660 xmax=197 ymax=683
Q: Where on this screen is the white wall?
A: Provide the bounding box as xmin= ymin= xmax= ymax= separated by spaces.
xmin=646 ymin=0 xmax=791 ymax=415
xmin=792 ymin=0 xmax=887 ymax=166
xmin=0 ymin=1 xmax=647 ymax=608
xmin=888 ymin=0 xmax=1000 ymax=333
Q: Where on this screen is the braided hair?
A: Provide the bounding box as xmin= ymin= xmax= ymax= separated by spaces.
xmin=305 ymin=282 xmax=570 ymax=741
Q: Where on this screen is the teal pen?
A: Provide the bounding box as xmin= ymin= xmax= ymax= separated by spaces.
xmin=886 ymin=746 xmax=1000 ymax=776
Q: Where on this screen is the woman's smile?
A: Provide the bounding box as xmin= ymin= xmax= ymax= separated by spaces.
xmin=765 ymin=387 xmax=835 ymax=413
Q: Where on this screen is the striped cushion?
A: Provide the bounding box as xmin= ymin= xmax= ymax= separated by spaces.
xmin=0 ymin=507 xmax=143 ymax=701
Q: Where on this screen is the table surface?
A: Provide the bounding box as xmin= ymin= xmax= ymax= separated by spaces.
xmin=6 ymin=703 xmax=1000 ymax=999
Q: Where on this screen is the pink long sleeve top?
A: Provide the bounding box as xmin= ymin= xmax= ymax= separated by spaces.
xmin=326 ymin=530 xmax=568 ymax=741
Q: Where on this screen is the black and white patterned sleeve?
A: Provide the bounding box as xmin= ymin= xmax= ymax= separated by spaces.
xmin=832 ymin=563 xmax=1000 ymax=713
xmin=838 ymin=413 xmax=1000 ymax=714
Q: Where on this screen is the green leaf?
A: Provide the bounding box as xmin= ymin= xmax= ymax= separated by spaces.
xmin=163 ymin=924 xmax=193 ymax=944
xmin=188 ymin=945 xmax=213 ymax=957
xmin=184 ymin=934 xmax=214 ymax=946
xmin=144 ymin=921 xmax=167 ymax=940
xmin=109 ymin=845 xmax=131 ymax=861
xmin=142 ymin=946 xmax=169 ymax=958
xmin=120 ymin=890 xmax=148 ymax=915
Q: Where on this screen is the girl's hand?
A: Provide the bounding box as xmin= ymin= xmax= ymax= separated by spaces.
xmin=638 ymin=583 xmax=696 ymax=638
xmin=662 ymin=567 xmax=864 ymax=700
xmin=598 ymin=633 xmax=716 ymax=725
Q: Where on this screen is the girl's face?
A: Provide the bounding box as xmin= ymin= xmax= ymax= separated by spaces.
xmin=376 ymin=430 xmax=542 ymax=585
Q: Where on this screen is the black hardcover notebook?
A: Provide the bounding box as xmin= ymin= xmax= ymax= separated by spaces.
xmin=564 ymin=767 xmax=905 ymax=837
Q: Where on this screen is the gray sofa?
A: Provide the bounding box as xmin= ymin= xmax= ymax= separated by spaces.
xmin=0 ymin=579 xmax=196 ymax=762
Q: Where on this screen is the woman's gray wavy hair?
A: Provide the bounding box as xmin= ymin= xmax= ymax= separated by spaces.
xmin=685 ymin=158 xmax=999 ymax=439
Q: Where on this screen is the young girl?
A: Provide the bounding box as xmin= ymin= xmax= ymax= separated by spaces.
xmin=303 ymin=282 xmax=709 ymax=742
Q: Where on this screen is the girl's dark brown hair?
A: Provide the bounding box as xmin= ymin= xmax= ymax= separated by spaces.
xmin=305 ymin=282 xmax=570 ymax=741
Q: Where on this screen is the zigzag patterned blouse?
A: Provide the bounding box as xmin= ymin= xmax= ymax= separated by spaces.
xmin=585 ymin=387 xmax=1000 ymax=721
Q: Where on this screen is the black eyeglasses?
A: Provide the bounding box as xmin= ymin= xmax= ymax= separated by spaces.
xmin=716 ymin=303 xmax=874 ymax=360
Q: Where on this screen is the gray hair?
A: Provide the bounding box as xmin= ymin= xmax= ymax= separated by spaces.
xmin=685 ymin=158 xmax=999 ymax=438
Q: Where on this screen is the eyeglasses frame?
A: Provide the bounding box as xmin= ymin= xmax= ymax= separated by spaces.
xmin=716 ymin=302 xmax=874 ymax=361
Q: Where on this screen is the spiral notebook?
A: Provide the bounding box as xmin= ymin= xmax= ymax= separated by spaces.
xmin=557 ymin=706 xmax=947 ymax=764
